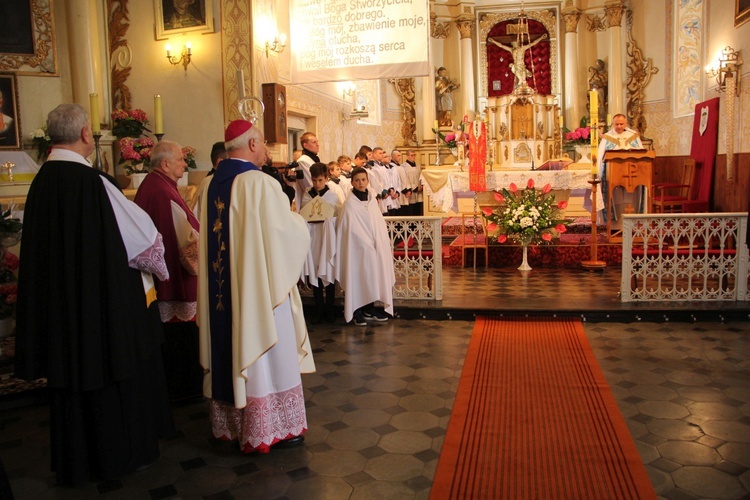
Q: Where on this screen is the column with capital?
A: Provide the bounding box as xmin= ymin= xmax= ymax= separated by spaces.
xmin=605 ymin=1 xmax=626 ymax=115
xmin=561 ymin=5 xmax=582 ymax=129
xmin=456 ymin=17 xmax=476 ymax=113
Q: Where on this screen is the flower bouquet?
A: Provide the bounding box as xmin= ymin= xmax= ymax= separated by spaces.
xmin=119 ymin=136 xmax=154 ymax=174
xmin=111 ymin=109 xmax=150 ymax=139
xmin=30 ymin=127 xmax=52 ymax=162
xmin=182 ymin=146 xmax=197 ymax=169
xmin=482 ymin=179 xmax=569 ymax=269
xmin=431 ymin=128 xmax=458 ymax=149
xmin=564 ymin=126 xmax=591 ymax=145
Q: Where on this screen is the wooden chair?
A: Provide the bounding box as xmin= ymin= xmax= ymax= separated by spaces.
xmin=458 ymin=212 xmax=488 ymax=267
xmin=652 ymin=158 xmax=696 ymax=213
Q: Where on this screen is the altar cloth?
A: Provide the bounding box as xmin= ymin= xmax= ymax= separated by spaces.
xmin=421 ymin=169 xmax=593 ymax=212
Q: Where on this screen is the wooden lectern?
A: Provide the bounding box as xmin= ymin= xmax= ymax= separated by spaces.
xmin=604 ymin=149 xmax=655 ymax=241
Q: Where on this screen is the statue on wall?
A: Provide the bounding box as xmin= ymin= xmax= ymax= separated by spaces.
xmin=588 ymin=59 xmax=608 ymax=124
xmin=435 ymin=67 xmax=460 ymax=127
xmin=488 ymin=33 xmax=548 ymax=88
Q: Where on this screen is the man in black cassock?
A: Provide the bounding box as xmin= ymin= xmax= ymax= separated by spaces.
xmin=15 ymin=103 xmax=174 ymax=485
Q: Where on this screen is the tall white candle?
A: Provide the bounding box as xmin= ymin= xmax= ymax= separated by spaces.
xmin=237 ymin=69 xmax=246 ymax=99
xmin=89 ymin=93 xmax=100 ymax=133
xmin=153 ymin=95 xmax=164 ymax=135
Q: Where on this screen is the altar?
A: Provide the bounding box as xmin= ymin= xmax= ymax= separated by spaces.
xmin=421 ymin=168 xmax=593 ymax=214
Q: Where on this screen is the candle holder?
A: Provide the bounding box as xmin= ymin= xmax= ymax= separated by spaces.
xmin=581 ymin=175 xmax=607 ymax=270
xmin=93 ymin=133 xmax=104 ymax=171
xmin=155 ymin=133 xmax=165 ymax=142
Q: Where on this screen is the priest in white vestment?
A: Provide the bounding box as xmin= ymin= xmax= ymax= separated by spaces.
xmin=595 ymin=113 xmax=645 ymax=223
xmin=198 ymin=120 xmax=315 ymax=453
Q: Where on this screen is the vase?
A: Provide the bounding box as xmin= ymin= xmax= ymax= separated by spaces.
xmin=574 ymin=145 xmax=592 ymax=164
xmin=131 ymin=172 xmax=148 ymax=189
xmin=518 ymin=244 xmax=532 ymax=271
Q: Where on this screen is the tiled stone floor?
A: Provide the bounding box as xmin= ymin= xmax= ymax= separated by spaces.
xmin=1 ymin=318 xmax=748 ymax=499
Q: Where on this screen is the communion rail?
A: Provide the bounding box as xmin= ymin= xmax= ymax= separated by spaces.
xmin=621 ymin=213 xmax=749 ymax=302
xmin=385 ymin=216 xmax=443 ymax=300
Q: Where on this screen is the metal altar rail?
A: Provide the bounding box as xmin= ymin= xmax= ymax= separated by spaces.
xmin=385 ymin=216 xmax=443 ymax=300
xmin=621 ymin=213 xmax=749 ymax=302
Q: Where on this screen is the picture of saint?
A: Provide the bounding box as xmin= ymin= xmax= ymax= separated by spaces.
xmin=0 ymin=76 xmax=21 ymax=149
xmin=162 ymin=0 xmax=204 ymax=30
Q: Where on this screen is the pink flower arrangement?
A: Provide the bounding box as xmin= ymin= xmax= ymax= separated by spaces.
xmin=111 ymin=108 xmax=150 ymax=139
xmin=182 ymin=146 xmax=198 ymax=170
xmin=119 ymin=137 xmax=155 ymax=174
xmin=564 ymin=126 xmax=591 ymax=145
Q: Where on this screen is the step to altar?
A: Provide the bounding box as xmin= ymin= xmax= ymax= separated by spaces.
xmin=445 ymin=242 xmax=622 ymax=268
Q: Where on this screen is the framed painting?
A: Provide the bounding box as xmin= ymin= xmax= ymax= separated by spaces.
xmin=0 ymin=74 xmax=21 ymax=150
xmin=737 ymin=0 xmax=750 ymax=27
xmin=0 ymin=0 xmax=58 ymax=76
xmin=154 ymin=0 xmax=214 ymax=40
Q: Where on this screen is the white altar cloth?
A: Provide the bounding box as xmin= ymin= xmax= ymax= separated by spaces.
xmin=421 ymin=169 xmax=593 ymax=212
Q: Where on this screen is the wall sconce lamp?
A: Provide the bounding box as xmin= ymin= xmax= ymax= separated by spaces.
xmin=166 ymin=43 xmax=192 ymax=71
xmin=706 ymin=46 xmax=742 ymax=95
xmin=342 ymin=82 xmax=356 ymax=98
xmin=265 ymin=34 xmax=286 ymax=57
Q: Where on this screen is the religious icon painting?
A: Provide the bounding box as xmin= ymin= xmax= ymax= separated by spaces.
xmin=154 ymin=0 xmax=215 ymax=40
xmin=0 ymin=74 xmax=21 ymax=150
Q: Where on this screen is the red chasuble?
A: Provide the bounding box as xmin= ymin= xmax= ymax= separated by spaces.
xmin=468 ymin=121 xmax=487 ymax=192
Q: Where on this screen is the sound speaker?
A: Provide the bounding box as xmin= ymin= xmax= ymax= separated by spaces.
xmin=262 ymin=83 xmax=287 ymax=144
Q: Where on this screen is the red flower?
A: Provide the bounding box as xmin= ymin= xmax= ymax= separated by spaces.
xmin=542 ymin=233 xmax=552 ymax=242
xmin=542 ymin=183 xmax=552 ymax=194
xmin=494 ymin=191 xmax=504 ymax=203
xmin=486 ymin=223 xmax=498 ymax=233
xmin=482 ymin=206 xmax=494 ymax=216
xmin=497 ymin=234 xmax=507 ymax=243
xmin=556 ymin=223 xmax=568 ymax=233
xmin=558 ymin=200 xmax=568 ymax=209
xmin=509 ymin=183 xmax=518 ymax=194
xmin=527 ymin=178 xmax=534 ymax=189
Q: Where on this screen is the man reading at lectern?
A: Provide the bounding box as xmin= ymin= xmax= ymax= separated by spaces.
xmin=597 ymin=113 xmax=644 ymax=224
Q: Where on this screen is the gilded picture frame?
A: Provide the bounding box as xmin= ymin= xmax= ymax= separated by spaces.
xmin=0 ymin=74 xmax=22 ymax=150
xmin=0 ymin=0 xmax=59 ymax=76
xmin=737 ymin=0 xmax=750 ymax=27
xmin=154 ymin=0 xmax=214 ymax=40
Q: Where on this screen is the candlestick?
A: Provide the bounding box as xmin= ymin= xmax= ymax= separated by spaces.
xmin=89 ymin=93 xmax=100 ymax=134
xmin=606 ymin=113 xmax=612 ymax=127
xmin=93 ymin=133 xmax=103 ymax=171
xmin=154 ymin=94 xmax=164 ymax=134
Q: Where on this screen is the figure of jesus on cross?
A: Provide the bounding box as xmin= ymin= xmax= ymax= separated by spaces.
xmin=488 ymin=34 xmax=548 ymax=88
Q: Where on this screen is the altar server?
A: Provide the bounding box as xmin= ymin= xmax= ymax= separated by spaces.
xmin=336 ymin=166 xmax=395 ymax=325
xmin=15 ymin=103 xmax=174 ymax=485
xmin=198 ymin=119 xmax=315 ymax=453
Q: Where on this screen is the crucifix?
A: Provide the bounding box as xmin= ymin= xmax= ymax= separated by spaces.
xmin=1 ymin=161 xmax=15 ymax=182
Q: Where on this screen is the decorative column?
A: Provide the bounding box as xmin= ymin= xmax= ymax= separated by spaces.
xmin=425 ymin=14 xmax=450 ymax=142
xmin=66 ymin=0 xmax=106 ymax=118
xmin=605 ymin=1 xmax=626 ymax=115
xmin=456 ymin=17 xmax=476 ymax=114
xmin=561 ymin=5 xmax=582 ymax=128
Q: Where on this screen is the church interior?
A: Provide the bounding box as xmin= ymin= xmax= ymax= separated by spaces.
xmin=0 ymin=0 xmax=749 ymax=498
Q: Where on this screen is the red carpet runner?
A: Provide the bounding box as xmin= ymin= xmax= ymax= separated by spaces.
xmin=431 ymin=317 xmax=655 ymax=499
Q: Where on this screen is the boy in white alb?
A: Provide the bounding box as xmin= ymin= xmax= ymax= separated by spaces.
xmin=301 ymin=162 xmax=343 ymax=323
xmin=336 ymin=167 xmax=395 ymax=326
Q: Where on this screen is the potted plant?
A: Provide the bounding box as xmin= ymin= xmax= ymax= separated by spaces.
xmin=119 ymin=136 xmax=154 ymax=188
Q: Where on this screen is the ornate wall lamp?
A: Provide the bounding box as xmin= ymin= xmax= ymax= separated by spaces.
xmin=265 ymin=34 xmax=287 ymax=57
xmin=166 ymin=43 xmax=192 ymax=71
xmin=706 ymin=46 xmax=742 ymax=95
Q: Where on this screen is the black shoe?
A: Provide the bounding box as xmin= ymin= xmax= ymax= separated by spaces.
xmin=362 ymin=310 xmax=374 ymax=320
xmin=353 ymin=313 xmax=367 ymax=326
xmin=273 ymin=435 xmax=305 ymax=449
xmin=371 ymin=310 xmax=389 ymax=322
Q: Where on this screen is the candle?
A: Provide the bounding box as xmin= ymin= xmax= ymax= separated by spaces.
xmin=606 ymin=113 xmax=612 ymax=126
xmin=433 ymin=119 xmax=439 ymax=131
xmin=89 ymin=93 xmax=100 ymax=134
xmin=558 ymin=114 xmax=563 ymax=129
xmin=153 ymin=95 xmax=164 ymax=134
xmin=237 ymin=69 xmax=246 ymax=99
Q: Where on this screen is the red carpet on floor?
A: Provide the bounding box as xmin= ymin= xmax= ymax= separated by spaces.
xmin=431 ymin=317 xmax=656 ymax=500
